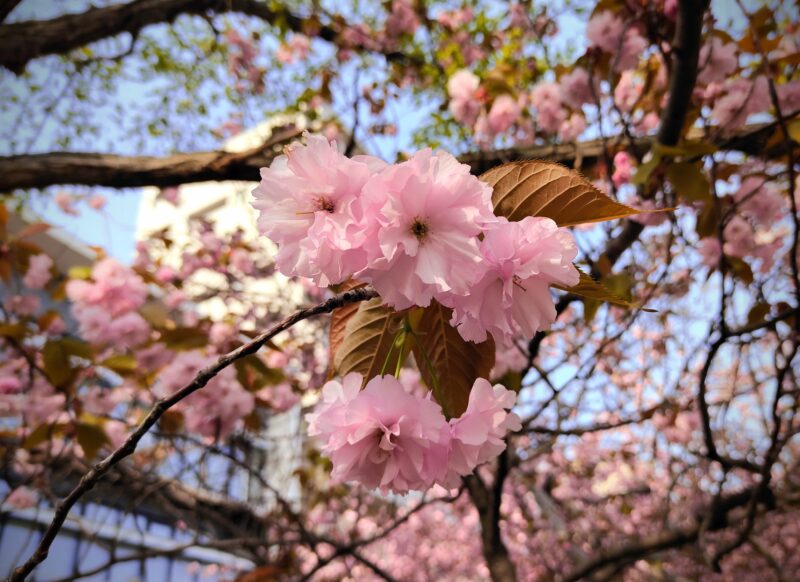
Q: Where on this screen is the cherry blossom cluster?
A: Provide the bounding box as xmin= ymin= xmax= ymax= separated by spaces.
xmin=154 ymin=351 xmax=255 ymax=439
xmin=251 ymin=134 xmax=580 ymax=346
xmin=305 ymin=372 xmax=521 ymax=493
xmin=65 ymin=258 xmax=152 ymax=350
xmin=697 ymin=175 xmax=789 ymax=273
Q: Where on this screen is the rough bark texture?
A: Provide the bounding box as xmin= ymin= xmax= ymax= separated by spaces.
xmin=0 ymin=0 xmax=411 ymax=74
xmin=464 ymin=451 xmax=518 ymax=582
xmin=0 ymin=123 xmax=785 ymax=193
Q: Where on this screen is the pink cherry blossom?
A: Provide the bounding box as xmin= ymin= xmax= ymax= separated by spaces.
xmin=634 ymin=111 xmax=660 ymax=134
xmin=697 ymin=237 xmax=722 ymax=268
xmin=436 ymin=7 xmax=473 ymax=29
xmin=612 ymin=151 xmax=635 ymax=187
xmin=616 ymin=28 xmax=648 ymax=71
xmin=23 ymin=254 xmax=53 ymax=290
xmin=165 ymin=289 xmax=185 ymax=309
xmin=229 ymin=247 xmax=253 ymax=275
xmin=559 ymin=112 xmax=586 ymax=142
xmin=530 ymin=81 xmax=566 ymax=133
xmin=6 ymin=486 xmax=37 ymax=509
xmin=251 ymin=134 xmax=374 ymax=286
xmin=256 ymin=382 xmax=299 ymax=412
xmin=4 ymin=295 xmax=39 ymax=317
xmin=488 ymin=95 xmax=520 ymax=134
xmin=386 ymin=0 xmax=419 ymax=37
xmin=709 ymin=76 xmax=770 ymax=130
xmin=0 ymin=376 xmax=22 ymax=394
xmin=82 ymin=386 xmax=130 ymax=416
xmin=66 ymin=258 xmax=148 ymax=317
xmin=155 ymin=351 xmax=254 ymax=439
xmin=159 ymin=187 xmax=180 ymax=205
xmin=155 ymin=265 xmax=175 ymax=283
xmin=586 ymin=11 xmax=624 ymax=54
xmin=448 ymin=69 xmax=481 ymax=126
xmin=444 ymin=216 xmax=579 ymax=344
xmin=277 ymin=34 xmax=311 ymax=64
xmin=629 ymin=200 xmax=668 ymax=227
xmin=614 ymin=71 xmax=642 ymax=113
xmin=54 ymin=191 xmax=78 ymax=216
xmin=723 ymin=215 xmax=755 ymax=258
xmin=735 ymin=177 xmax=785 ymax=225
xmin=209 ymin=322 xmax=235 ymax=346
xmin=697 ymin=38 xmax=738 ymax=86
xmin=444 ymin=379 xmax=521 ymax=487
xmin=306 ymin=373 xmax=450 ymax=493
xmin=560 ymin=67 xmax=595 ymax=110
xmin=357 ymin=149 xmax=494 ymax=310
xmin=108 ymin=312 xmax=150 ymax=349
xmin=509 ymin=3 xmax=530 ymax=30
xmin=663 ymin=0 xmax=678 ymax=20
xmin=777 ymin=80 xmax=800 ymax=113
xmin=87 ymin=195 xmax=107 ymax=211
xmin=492 ymin=343 xmax=528 ymax=378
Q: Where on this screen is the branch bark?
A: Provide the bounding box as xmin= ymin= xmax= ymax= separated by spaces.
xmin=7 ymin=286 xmax=377 ymax=582
xmin=0 ymin=124 xmax=784 ymax=193
xmin=0 ymin=0 xmax=410 ymax=74
xmin=464 ymin=450 xmax=518 ymax=582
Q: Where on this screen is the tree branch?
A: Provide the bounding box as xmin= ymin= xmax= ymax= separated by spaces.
xmin=464 ymin=453 xmax=518 ymax=582
xmin=0 ymin=124 xmax=785 ymax=193
xmin=0 ymin=0 xmax=411 ymax=74
xmin=7 ymin=286 xmax=377 ymax=582
xmin=563 ymin=485 xmax=775 ymax=581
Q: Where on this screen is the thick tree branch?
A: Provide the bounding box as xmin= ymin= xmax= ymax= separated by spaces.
xmin=465 ymin=451 xmax=518 ymax=582
xmin=0 ymin=0 xmax=411 ymax=74
xmin=7 ymin=286 xmax=377 ymax=582
xmin=0 ymin=124 xmax=785 ymax=193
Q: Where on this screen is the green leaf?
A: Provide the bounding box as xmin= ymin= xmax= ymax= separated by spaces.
xmin=235 ymin=354 xmax=284 ymax=391
xmin=100 ymin=354 xmax=139 ymax=373
xmin=139 ymin=300 xmax=170 ymax=328
xmin=411 ymin=301 xmax=495 ymax=418
xmin=653 ymin=142 xmax=718 ymax=157
xmin=61 ymin=337 xmax=93 ymax=359
xmin=553 ymin=271 xmax=639 ymax=308
xmin=23 ymin=422 xmax=66 ymax=450
xmin=747 ymin=302 xmax=770 ymax=326
xmin=666 ymin=162 xmax=711 ymax=202
xmin=481 ymin=160 xmax=647 ymax=226
xmin=631 ymin=154 xmax=662 ymax=187
xmin=0 ymin=323 xmax=27 ymax=340
xmin=788 ymin=119 xmax=800 ymax=144
xmin=160 ymin=327 xmax=208 ymax=351
xmin=43 ymin=340 xmax=74 ymax=386
xmin=68 ymin=265 xmax=93 ymax=280
xmin=76 ymin=416 xmax=110 ymax=460
xmin=726 ymin=256 xmax=754 ymax=284
xmin=333 ymin=298 xmax=412 ymax=382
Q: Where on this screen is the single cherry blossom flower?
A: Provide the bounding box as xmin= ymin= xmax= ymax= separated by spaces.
xmin=357 ymin=149 xmax=494 ymax=309
xmin=444 ymin=216 xmax=579 ymax=344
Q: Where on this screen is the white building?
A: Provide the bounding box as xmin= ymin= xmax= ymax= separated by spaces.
xmin=135 ymin=115 xmax=328 ymax=513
